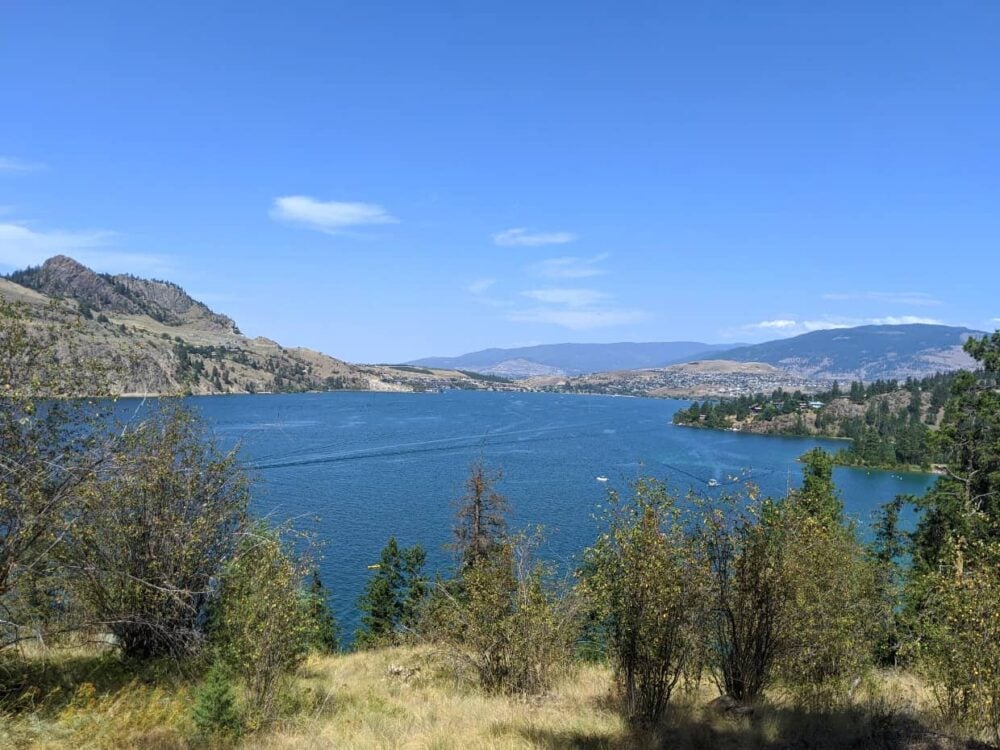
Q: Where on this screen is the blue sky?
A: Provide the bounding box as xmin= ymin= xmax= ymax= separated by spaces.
xmin=1 ymin=1 xmax=998 ymax=362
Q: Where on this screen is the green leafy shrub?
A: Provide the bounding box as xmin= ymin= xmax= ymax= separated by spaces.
xmin=211 ymin=525 xmax=312 ymax=725
xmin=437 ymin=535 xmax=576 ymax=696
xmin=583 ymin=480 xmax=708 ymax=728
xmin=914 ymin=539 xmax=1000 ymax=744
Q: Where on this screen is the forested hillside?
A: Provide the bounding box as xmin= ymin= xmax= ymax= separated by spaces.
xmin=674 ymin=373 xmax=956 ymax=469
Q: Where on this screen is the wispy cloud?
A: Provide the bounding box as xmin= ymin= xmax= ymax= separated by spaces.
xmin=271 ymin=196 xmax=398 ymax=234
xmin=529 ymin=254 xmax=608 ymax=279
xmin=822 ymin=291 xmax=942 ymax=307
xmin=493 ymin=227 xmax=576 ymax=247
xmin=510 ymin=277 xmax=646 ymax=330
xmin=0 ymin=156 xmax=46 ymax=173
xmin=522 ymin=288 xmax=609 ymax=307
xmin=0 ymin=221 xmax=168 ymax=274
xmin=467 ymin=278 xmax=497 ymax=295
xmin=509 ymin=307 xmax=647 ymax=330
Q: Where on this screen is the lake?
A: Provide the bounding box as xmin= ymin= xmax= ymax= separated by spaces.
xmin=185 ymin=390 xmax=935 ymax=637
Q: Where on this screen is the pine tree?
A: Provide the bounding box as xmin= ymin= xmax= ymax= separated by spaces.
xmin=192 ymin=663 xmax=243 ymax=737
xmin=454 ymin=462 xmax=509 ymax=569
xmin=303 ymin=569 xmax=340 ymax=654
xmin=796 ymin=448 xmax=844 ymax=525
xmin=355 ymin=537 xmax=427 ymax=648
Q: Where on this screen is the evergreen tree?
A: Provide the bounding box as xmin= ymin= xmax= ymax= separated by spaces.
xmin=355 ymin=537 xmax=427 ymax=648
xmin=912 ymin=331 xmax=1000 ymax=572
xmin=303 ymin=569 xmax=340 ymax=654
xmin=796 ymin=448 xmax=844 ymax=524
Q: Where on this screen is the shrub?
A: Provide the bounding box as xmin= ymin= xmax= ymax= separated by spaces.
xmin=696 ymin=491 xmax=788 ymax=703
xmin=65 ymin=403 xmax=249 ymax=659
xmin=774 ymin=502 xmax=884 ymax=709
xmin=211 ymin=525 xmax=312 ymax=725
xmin=915 ymin=539 xmax=1000 ymax=744
xmin=191 ymin=662 xmax=243 ymax=738
xmin=583 ymin=480 xmax=708 ymax=728
xmin=465 ymin=539 xmax=573 ymax=695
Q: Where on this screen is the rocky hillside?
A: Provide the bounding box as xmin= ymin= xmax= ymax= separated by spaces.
xmin=1 ymin=257 xmax=523 ymax=397
xmin=9 ymin=255 xmax=239 ymax=333
xmin=703 ymin=324 xmax=982 ymax=381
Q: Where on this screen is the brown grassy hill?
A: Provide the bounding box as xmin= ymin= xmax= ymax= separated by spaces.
xmin=1 ymin=257 xmax=522 ymax=397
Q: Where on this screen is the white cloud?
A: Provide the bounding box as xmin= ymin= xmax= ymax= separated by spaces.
xmin=522 ymin=288 xmax=609 ymax=307
xmin=867 ymin=315 xmax=942 ymax=326
xmin=492 ymin=227 xmax=576 ymax=246
xmin=0 ymin=156 xmax=45 ymax=173
xmin=467 ymin=278 xmax=496 ymax=295
xmin=754 ymin=319 xmax=799 ymax=330
xmin=822 ymin=291 xmax=942 ymax=307
xmin=508 ymin=307 xmax=648 ymax=330
xmin=271 ymin=196 xmax=398 ymax=233
xmin=529 ymin=254 xmax=608 ymax=279
xmin=0 ymin=221 xmax=168 ymax=274
xmin=734 ymin=315 xmax=944 ymax=339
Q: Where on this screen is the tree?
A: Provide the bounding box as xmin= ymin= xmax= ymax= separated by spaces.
xmin=912 ymin=332 xmax=1000 ymax=573
xmin=453 ymin=462 xmax=508 ymax=569
xmin=796 ymin=448 xmax=844 ymax=525
xmin=303 ymin=570 xmax=339 ymax=654
xmin=65 ymin=403 xmax=249 ymax=659
xmin=355 ymin=537 xmax=426 ymax=648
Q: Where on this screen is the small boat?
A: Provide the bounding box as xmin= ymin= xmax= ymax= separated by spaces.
xmin=707 ymin=479 xmax=719 ymax=487
xmin=596 ymin=476 xmax=609 ymax=483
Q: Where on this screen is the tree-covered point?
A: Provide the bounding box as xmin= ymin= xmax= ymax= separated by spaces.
xmin=673 ymin=373 xmax=957 ymax=470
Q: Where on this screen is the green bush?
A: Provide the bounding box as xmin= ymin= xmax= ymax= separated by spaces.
xmin=191 ymin=662 xmax=243 ymax=738
xmin=583 ymin=480 xmax=708 ymax=728
xmin=914 ymin=539 xmax=1000 ymax=744
xmin=211 ymin=525 xmax=312 ymax=726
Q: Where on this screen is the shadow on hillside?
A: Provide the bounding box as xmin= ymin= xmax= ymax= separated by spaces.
xmin=0 ymin=650 xmax=185 ymax=716
xmin=656 ymin=700 xmax=995 ymax=750
xmin=516 ymin=701 xmax=995 ymax=750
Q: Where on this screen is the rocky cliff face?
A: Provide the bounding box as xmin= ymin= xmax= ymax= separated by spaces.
xmin=8 ymin=255 xmax=238 ymax=333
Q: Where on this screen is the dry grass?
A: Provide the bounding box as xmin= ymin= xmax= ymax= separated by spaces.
xmin=1 ymin=646 xmax=993 ymax=750
xmin=247 ymin=646 xmax=624 ymax=750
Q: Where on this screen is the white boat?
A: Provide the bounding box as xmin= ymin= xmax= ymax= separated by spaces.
xmin=707 ymin=479 xmax=719 ymax=487
xmin=596 ymin=476 xmax=609 ymax=483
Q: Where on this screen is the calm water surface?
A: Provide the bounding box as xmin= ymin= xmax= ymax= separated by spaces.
xmin=183 ymin=390 xmax=934 ymax=635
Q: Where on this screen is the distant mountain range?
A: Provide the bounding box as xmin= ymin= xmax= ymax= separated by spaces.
xmin=410 ymin=341 xmax=741 ymax=378
xmin=700 ymin=324 xmax=983 ymax=381
xmin=413 ymin=324 xmax=984 ymax=383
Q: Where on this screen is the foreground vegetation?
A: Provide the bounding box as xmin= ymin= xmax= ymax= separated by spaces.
xmin=2 ymin=645 xmax=986 ymax=750
xmin=2 ymin=299 xmax=999 ymax=748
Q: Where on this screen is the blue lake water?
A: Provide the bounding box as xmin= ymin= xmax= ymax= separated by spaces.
xmin=183 ymin=390 xmax=935 ymax=637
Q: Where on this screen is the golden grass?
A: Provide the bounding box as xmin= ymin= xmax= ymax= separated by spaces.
xmin=1 ymin=646 xmax=987 ymax=750
xmin=247 ymin=646 xmax=624 ymax=750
